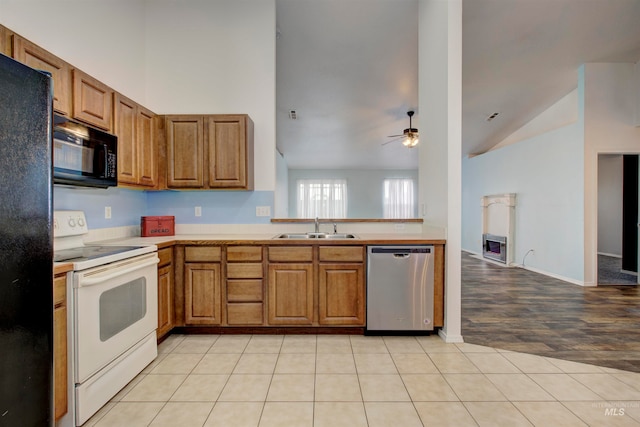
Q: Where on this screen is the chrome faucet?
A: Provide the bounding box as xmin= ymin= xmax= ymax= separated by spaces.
xmin=314 ymin=217 xmax=319 ymax=233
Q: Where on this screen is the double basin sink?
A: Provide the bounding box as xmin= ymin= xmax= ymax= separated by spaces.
xmin=274 ymin=232 xmax=358 ymax=239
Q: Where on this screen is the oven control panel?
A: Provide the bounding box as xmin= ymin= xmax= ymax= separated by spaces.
xmin=54 ymin=210 xmax=88 ymax=238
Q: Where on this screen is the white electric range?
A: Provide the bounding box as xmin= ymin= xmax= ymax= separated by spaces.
xmin=54 ymin=210 xmax=159 ymax=426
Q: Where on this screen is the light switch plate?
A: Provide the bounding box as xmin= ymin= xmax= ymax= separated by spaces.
xmin=195 ymin=206 xmax=202 ymax=217
xmin=105 ymin=206 xmax=112 ymax=219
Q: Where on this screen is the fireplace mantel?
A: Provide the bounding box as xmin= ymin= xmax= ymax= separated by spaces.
xmin=481 ymin=194 xmax=516 ymax=265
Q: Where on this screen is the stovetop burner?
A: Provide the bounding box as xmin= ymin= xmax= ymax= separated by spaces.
xmin=54 ymin=245 xmax=147 ymax=263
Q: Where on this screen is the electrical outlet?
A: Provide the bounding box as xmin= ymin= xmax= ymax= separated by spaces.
xmin=394 ymin=223 xmax=405 ymax=230
xmin=256 ymin=206 xmax=271 ymax=217
xmin=195 ymin=206 xmax=202 ymax=217
xmin=105 ymin=206 xmax=111 ymax=219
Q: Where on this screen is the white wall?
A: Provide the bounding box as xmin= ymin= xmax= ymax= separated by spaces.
xmin=0 ymin=0 xmax=147 ymax=103
xmin=597 ymin=155 xmax=623 ymax=257
xmin=419 ymin=0 xmax=462 ymax=342
xmin=490 ymin=89 xmax=578 ymax=152
xmin=462 ymin=121 xmax=585 ymax=283
xmin=583 ymin=63 xmax=640 ymax=285
xmin=287 ymin=169 xmax=418 ymax=218
xmin=143 ymin=0 xmax=276 ymax=191
xmin=275 ymin=150 xmax=288 ymax=217
xmin=635 ymin=61 xmax=640 ymax=126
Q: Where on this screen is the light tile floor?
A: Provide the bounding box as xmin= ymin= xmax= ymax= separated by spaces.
xmin=84 ymin=334 xmax=640 ymax=427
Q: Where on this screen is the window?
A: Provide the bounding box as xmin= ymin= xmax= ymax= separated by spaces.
xmin=297 ymin=179 xmax=347 ymax=218
xmin=383 ymin=178 xmax=415 ymax=218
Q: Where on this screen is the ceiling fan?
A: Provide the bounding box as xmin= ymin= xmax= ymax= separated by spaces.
xmin=384 ymin=110 xmax=419 ymax=148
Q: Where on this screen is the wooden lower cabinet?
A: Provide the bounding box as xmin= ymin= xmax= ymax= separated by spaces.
xmin=226 ymin=245 xmax=265 ymax=325
xmin=318 ymin=263 xmax=365 ymax=325
xmin=267 ymin=263 xmax=314 ymax=325
xmin=185 ymin=262 xmax=222 ymax=325
xmin=157 ymin=247 xmax=174 ymax=339
xmin=53 ymin=273 xmax=68 ymax=421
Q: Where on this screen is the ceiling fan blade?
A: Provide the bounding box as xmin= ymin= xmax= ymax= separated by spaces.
xmin=387 ymin=134 xmax=404 ymax=138
xmin=382 ymin=136 xmax=403 ymax=146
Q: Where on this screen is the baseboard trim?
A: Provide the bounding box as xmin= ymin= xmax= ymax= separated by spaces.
xmin=463 ymin=249 xmax=587 ymax=286
xmin=438 ymin=329 xmax=464 ymax=343
xmin=597 ymin=252 xmax=622 ymax=258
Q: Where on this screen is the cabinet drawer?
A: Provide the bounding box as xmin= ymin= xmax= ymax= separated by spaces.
xmin=158 ymin=247 xmax=172 ymax=267
xmin=227 ymin=280 xmax=263 ymax=302
xmin=53 ymin=275 xmax=66 ymax=308
xmin=268 ymin=246 xmax=313 ymax=262
xmin=185 ymin=246 xmax=221 ymax=262
xmin=227 ymin=303 xmax=263 ymax=325
xmin=319 ymin=246 xmax=364 ymax=262
xmin=227 ymin=246 xmax=262 ymax=262
xmin=227 ymin=263 xmax=263 ymax=279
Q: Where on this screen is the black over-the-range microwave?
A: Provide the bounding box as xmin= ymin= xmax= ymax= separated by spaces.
xmin=53 ymin=114 xmax=117 ymax=188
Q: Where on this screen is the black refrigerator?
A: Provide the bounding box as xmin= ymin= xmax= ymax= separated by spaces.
xmin=0 ymin=53 xmax=54 ymax=426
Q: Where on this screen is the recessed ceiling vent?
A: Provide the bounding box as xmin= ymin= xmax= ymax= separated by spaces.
xmin=289 ymin=110 xmax=297 ymax=120
xmin=487 ymin=112 xmax=499 ymax=121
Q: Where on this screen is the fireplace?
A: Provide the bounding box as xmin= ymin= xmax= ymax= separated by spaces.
xmin=481 ymin=194 xmax=516 ymax=266
xmin=483 ymin=233 xmax=507 ymax=264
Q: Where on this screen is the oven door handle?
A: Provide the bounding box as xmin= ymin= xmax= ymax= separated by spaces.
xmin=79 ymin=257 xmax=159 ymax=286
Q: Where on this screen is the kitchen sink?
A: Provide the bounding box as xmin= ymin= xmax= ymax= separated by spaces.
xmin=273 ymin=232 xmax=358 ymax=239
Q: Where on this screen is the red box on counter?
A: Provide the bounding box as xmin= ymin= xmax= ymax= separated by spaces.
xmin=141 ymin=216 xmax=175 ymax=237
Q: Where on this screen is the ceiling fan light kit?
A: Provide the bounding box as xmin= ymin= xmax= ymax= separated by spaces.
xmin=401 ymin=110 xmax=419 ymax=148
xmin=387 ymin=110 xmax=420 ymax=148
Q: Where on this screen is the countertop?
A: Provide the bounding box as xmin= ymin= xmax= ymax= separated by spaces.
xmin=93 ymin=233 xmax=446 ymax=248
xmin=54 ymin=262 xmax=73 ymax=275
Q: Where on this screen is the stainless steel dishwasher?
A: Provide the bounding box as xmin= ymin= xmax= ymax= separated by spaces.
xmin=367 ymin=246 xmax=435 ymax=332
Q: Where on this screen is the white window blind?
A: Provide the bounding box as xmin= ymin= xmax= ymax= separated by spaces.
xmin=383 ymin=178 xmax=415 ymax=219
xmin=297 ymin=179 xmax=347 ymax=218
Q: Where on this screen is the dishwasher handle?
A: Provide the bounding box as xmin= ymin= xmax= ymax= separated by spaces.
xmin=370 ymin=247 xmax=431 ymax=255
xmin=393 ymin=253 xmax=410 ymax=259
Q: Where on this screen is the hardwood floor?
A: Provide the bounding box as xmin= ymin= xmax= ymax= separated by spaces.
xmin=461 ymin=251 xmax=640 ymax=372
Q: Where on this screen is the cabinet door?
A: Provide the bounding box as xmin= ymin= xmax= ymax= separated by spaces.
xmin=318 ymin=263 xmax=365 ymax=325
xmin=207 ymin=115 xmax=252 ymax=189
xmin=185 ymin=263 xmax=221 ymax=325
xmin=12 ymin=35 xmax=71 ymax=115
xmin=166 ymin=116 xmax=204 ymax=188
xmin=113 ymin=93 xmax=138 ymax=185
xmin=72 ymin=69 xmax=113 ymax=131
xmin=157 ymin=264 xmax=174 ymax=338
xmin=137 ymin=106 xmax=157 ymax=187
xmin=53 ymin=274 xmax=67 ymax=421
xmin=268 ymin=263 xmax=314 ymax=325
xmin=0 ymin=25 xmax=12 ymax=56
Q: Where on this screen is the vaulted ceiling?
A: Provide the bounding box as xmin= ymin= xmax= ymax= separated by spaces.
xmin=276 ymin=0 xmax=640 ymax=170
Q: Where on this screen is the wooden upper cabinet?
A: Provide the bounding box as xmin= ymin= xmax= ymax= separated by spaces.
xmin=165 ymin=114 xmax=254 ymax=190
xmin=137 ymin=106 xmax=157 ymax=187
xmin=113 ymin=93 xmax=158 ymax=188
xmin=166 ymin=115 xmax=205 ymax=188
xmin=72 ymin=69 xmax=113 ymax=131
xmin=207 ymin=115 xmax=254 ymax=189
xmin=0 ymin=25 xmax=13 ymax=56
xmin=113 ymin=93 xmax=137 ymax=185
xmin=12 ymin=35 xmax=72 ymax=116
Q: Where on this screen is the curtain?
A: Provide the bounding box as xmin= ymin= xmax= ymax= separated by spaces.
xmin=297 ymin=179 xmax=348 ymax=218
xmin=383 ymin=178 xmax=415 ymax=218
